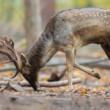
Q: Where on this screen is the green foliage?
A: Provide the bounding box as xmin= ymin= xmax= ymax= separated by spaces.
xmin=56 ymin=0 xmax=74 ymax=11
xmin=0 ymin=0 xmax=24 ymax=26
xmin=0 ymin=0 xmax=110 ymax=27
xmin=56 ymin=0 xmax=110 ymax=11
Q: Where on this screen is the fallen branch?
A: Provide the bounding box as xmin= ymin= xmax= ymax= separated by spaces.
xmin=0 ymin=82 xmax=25 ymax=92
xmin=47 ymin=57 xmax=108 ymax=66
xmin=0 ymin=57 xmax=108 ymax=72
xmin=0 ymin=78 xmax=81 ymax=88
xmin=40 ymin=78 xmax=81 ymax=87
xmin=0 ymin=66 xmax=15 ymax=72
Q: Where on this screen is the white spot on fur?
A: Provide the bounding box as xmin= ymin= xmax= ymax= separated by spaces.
xmin=108 ymin=15 xmax=110 ymax=17
xmin=104 ymin=15 xmax=107 ymax=18
xmin=100 ymin=14 xmax=103 ymax=16
xmin=80 ymin=13 xmax=82 ymax=16
xmin=106 ymin=21 xmax=108 ymax=25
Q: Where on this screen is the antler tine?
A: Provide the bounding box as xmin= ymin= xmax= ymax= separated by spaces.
xmin=11 ymin=70 xmax=19 ymax=78
xmin=0 ymin=37 xmax=20 ymax=77
xmin=0 ymin=49 xmax=20 ymax=78
xmin=0 ymin=42 xmax=19 ymax=69
xmin=8 ymin=39 xmax=19 ymax=61
xmin=4 ymin=37 xmax=19 ymax=61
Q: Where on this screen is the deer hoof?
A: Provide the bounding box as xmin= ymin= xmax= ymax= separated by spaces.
xmin=94 ymin=73 xmax=101 ymax=79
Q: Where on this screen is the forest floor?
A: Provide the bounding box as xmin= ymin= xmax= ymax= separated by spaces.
xmin=0 ymin=45 xmax=110 ymax=110
xmin=0 ymin=90 xmax=110 ymax=110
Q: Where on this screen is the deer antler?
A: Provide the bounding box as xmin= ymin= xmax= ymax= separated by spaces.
xmin=0 ymin=37 xmax=20 ymax=78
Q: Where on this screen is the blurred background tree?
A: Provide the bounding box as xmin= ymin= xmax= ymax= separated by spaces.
xmin=0 ymin=0 xmax=110 ymax=51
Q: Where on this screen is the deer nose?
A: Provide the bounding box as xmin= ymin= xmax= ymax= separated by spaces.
xmin=22 ymin=73 xmax=38 ymax=91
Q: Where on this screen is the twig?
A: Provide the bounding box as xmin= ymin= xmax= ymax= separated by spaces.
xmin=0 ymin=57 xmax=108 ymax=72
xmin=0 ymin=82 xmax=10 ymax=92
xmin=0 ymin=81 xmax=25 ymax=92
xmin=0 ymin=78 xmax=81 ymax=88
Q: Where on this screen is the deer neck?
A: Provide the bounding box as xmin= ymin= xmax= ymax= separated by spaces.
xmin=26 ymin=33 xmax=57 ymax=70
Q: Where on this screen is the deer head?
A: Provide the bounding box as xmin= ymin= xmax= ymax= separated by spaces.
xmin=0 ymin=37 xmax=38 ymax=90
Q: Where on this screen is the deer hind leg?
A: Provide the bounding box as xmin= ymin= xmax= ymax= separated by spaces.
xmin=73 ymin=50 xmax=100 ymax=79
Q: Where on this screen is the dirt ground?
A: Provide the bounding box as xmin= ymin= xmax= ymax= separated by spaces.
xmin=0 ymin=90 xmax=110 ymax=110
xmin=0 ymin=45 xmax=110 ymax=110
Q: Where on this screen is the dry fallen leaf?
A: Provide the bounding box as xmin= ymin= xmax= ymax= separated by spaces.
xmin=83 ymin=93 xmax=88 ymax=96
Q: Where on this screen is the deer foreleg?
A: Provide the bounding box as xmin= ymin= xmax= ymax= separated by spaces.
xmin=74 ymin=63 xmax=100 ymax=79
xmin=66 ymin=48 xmax=75 ymax=91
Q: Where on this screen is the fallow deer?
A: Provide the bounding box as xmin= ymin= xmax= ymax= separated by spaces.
xmin=0 ymin=8 xmax=110 ymax=91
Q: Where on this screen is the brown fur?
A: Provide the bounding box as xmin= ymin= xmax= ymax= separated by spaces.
xmin=21 ymin=8 xmax=110 ymax=90
xmin=1 ymin=8 xmax=110 ymax=91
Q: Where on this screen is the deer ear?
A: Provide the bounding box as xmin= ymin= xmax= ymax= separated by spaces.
xmin=20 ymin=53 xmax=27 ymax=66
xmin=20 ymin=53 xmax=31 ymax=66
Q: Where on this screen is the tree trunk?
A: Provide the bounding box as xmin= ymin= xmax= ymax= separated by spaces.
xmin=24 ymin=0 xmax=42 ymax=49
xmin=40 ymin=0 xmax=55 ymax=30
xmin=24 ymin=0 xmax=55 ymax=49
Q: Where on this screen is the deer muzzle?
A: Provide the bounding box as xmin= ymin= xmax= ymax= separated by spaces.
xmin=22 ymin=73 xmax=38 ymax=91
